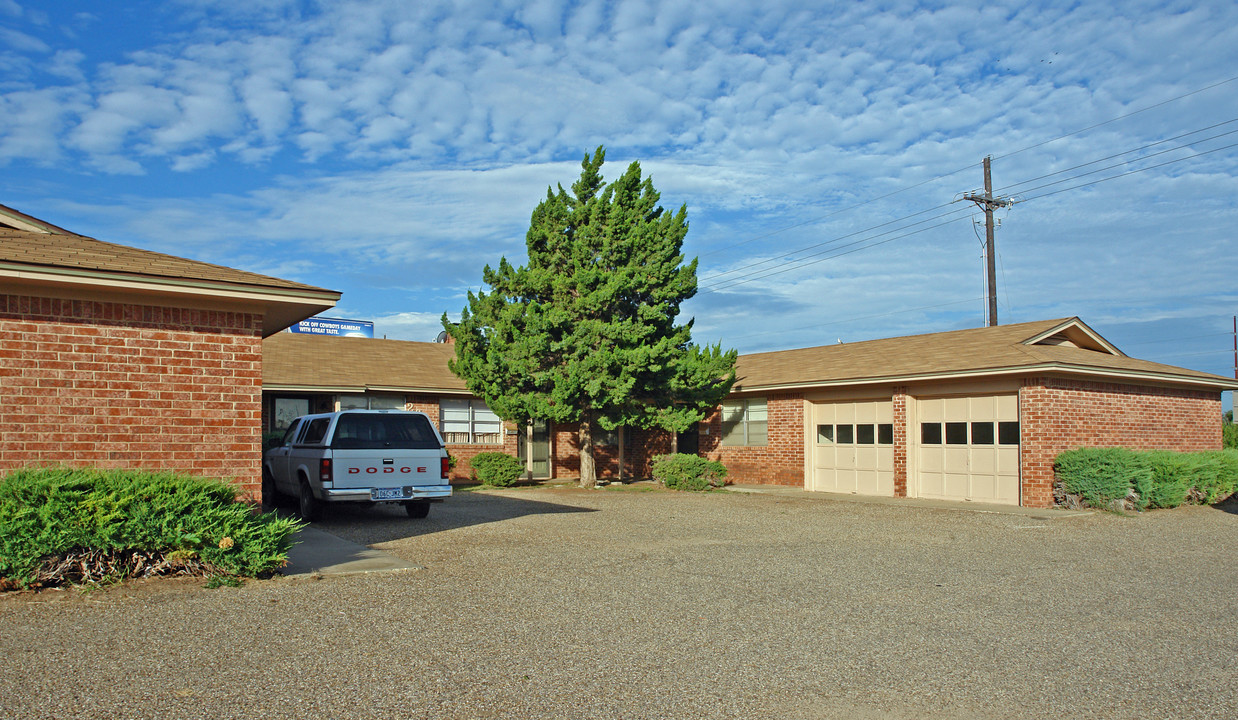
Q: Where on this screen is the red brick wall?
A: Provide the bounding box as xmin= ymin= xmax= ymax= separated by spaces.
xmin=700 ymin=393 xmax=806 ymax=486
xmin=0 ymin=294 xmax=264 ymax=499
xmin=545 ymin=422 xmax=672 ymax=480
xmin=892 ymin=387 xmax=908 ymax=497
xmin=404 ymin=394 xmax=521 ymax=481
xmin=1020 ymin=376 xmax=1222 ymax=508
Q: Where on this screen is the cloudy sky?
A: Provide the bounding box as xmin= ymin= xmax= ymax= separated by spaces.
xmin=3 ymin=0 xmax=1237 ymax=390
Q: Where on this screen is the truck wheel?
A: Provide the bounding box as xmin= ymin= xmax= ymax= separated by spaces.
xmin=298 ymin=480 xmax=322 ymax=522
xmin=404 ymin=501 xmax=430 ymax=519
xmin=261 ymin=468 xmax=279 ymax=512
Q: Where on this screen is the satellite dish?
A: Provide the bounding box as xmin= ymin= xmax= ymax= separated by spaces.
xmin=435 ymin=330 xmax=448 ymax=343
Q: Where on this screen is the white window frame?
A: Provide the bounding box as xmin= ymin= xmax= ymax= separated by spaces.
xmin=440 ymin=399 xmax=503 ymax=445
xmin=721 ymin=397 xmax=768 ymax=447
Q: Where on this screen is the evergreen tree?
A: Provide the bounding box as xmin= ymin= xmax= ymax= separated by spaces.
xmin=445 ymin=147 xmax=737 ymax=487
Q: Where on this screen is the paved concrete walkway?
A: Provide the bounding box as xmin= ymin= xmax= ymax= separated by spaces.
xmin=281 ymin=526 xmax=420 ymax=577
xmin=727 ymin=483 xmax=1092 ymax=518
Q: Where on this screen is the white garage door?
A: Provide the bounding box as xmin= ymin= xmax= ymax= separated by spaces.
xmin=811 ymin=400 xmax=894 ymax=496
xmin=916 ymin=395 xmax=1019 ymax=504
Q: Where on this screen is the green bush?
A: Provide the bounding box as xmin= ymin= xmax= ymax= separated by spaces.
xmin=469 ymin=452 xmax=524 ymax=487
xmin=1055 ymin=448 xmax=1148 ymax=509
xmin=1055 ymin=447 xmax=1238 ymax=510
xmin=651 ymin=454 xmax=728 ymax=491
xmin=1194 ymin=450 xmax=1238 ymax=504
xmin=0 ymin=467 xmax=302 ymax=589
xmin=1143 ymin=451 xmax=1197 ymax=509
xmin=1223 ymin=423 xmax=1238 ymax=449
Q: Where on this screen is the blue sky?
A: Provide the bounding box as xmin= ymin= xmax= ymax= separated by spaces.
xmin=2 ymin=0 xmax=1237 ymax=393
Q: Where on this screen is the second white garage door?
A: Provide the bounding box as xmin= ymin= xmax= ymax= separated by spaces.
xmin=811 ymin=400 xmax=895 ymax=496
xmin=915 ymin=395 xmax=1020 ymax=504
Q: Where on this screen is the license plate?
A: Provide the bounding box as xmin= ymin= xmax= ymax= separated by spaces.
xmin=371 ymin=487 xmax=407 ymax=501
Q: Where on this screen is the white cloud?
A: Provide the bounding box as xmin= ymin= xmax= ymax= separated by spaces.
xmin=2 ymin=0 xmax=1237 ymax=377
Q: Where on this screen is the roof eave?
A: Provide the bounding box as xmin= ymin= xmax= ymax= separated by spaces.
xmin=731 ymin=362 xmax=1238 ymax=394
xmin=1 ymin=265 xmax=340 ymax=338
xmin=262 ymin=383 xmax=472 ymax=396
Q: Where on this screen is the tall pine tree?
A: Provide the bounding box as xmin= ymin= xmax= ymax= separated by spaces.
xmin=445 ymin=147 xmax=736 ymax=487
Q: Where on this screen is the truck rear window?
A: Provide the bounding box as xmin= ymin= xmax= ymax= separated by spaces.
xmin=330 ymin=414 xmax=441 ymax=450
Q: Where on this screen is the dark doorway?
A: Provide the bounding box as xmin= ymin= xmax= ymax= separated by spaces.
xmin=677 ymin=423 xmax=700 ymax=455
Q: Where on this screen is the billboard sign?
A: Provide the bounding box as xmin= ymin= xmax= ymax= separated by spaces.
xmin=290 ymin=317 xmax=375 ymax=338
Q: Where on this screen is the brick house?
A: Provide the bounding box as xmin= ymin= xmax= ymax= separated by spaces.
xmin=706 ymin=318 xmax=1234 ymax=508
xmin=263 ymin=317 xmax=1233 ymax=507
xmin=0 ymin=204 xmax=340 ymax=500
xmin=262 ymin=332 xmax=671 ymax=481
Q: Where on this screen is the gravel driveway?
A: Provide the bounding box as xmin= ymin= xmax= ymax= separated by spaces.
xmin=2 ymin=486 xmax=1236 ymax=719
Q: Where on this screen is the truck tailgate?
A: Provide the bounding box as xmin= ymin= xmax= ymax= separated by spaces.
xmin=330 ymin=449 xmax=444 ymax=489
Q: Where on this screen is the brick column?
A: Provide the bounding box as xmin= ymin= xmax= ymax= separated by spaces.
xmin=892 ymin=386 xmax=908 ymax=497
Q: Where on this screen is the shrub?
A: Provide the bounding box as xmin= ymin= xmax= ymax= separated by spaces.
xmin=0 ymin=467 xmax=302 ymax=589
xmin=1143 ymin=451 xmax=1197 ymax=509
xmin=469 ymin=452 xmax=524 ymax=487
xmin=651 ymin=454 xmax=728 ymax=491
xmin=1055 ymin=447 xmax=1238 ymax=510
xmin=1055 ymin=448 xmax=1150 ymax=509
xmin=1194 ymin=450 xmax=1238 ymax=504
xmin=1223 ymin=423 xmax=1238 ymax=450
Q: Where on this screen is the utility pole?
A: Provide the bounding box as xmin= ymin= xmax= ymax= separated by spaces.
xmin=963 ymin=156 xmax=1013 ymax=327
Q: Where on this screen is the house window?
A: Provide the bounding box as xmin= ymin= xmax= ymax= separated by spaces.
xmin=440 ymin=399 xmax=502 ymax=444
xmin=368 ymin=394 xmax=406 ymax=410
xmin=596 ymin=426 xmax=624 ymax=446
xmin=721 ymin=398 xmax=768 ymax=446
xmin=338 ymin=394 xmax=405 ymax=411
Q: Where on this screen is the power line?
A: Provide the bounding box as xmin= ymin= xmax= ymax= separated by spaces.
xmin=994 ymin=117 xmax=1238 ymax=196
xmin=696 ymin=75 xmax=1238 ymax=264
xmin=700 ymin=198 xmax=962 ymax=283
xmin=1018 ymin=139 xmax=1238 ymax=203
xmin=1001 ymin=126 xmax=1238 ymax=199
xmin=702 ymin=211 xmax=975 ymax=293
xmin=700 ymin=130 xmax=1237 ymax=292
xmin=722 ymin=296 xmax=988 ymax=342
xmin=991 ymin=74 xmax=1238 ymax=162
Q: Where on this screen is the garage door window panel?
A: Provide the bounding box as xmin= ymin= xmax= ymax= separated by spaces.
xmin=836 ymin=424 xmax=854 ymax=444
xmin=999 ymin=421 xmax=1019 ymax=445
xmin=971 ymin=422 xmax=995 ymax=445
xmin=921 ymin=423 xmax=942 ymax=445
xmin=856 ymin=424 xmax=875 ymax=444
xmin=817 ymin=425 xmax=834 ymax=444
xmin=945 ymin=422 xmax=968 ymax=445
xmin=877 ymin=423 xmax=894 ymax=445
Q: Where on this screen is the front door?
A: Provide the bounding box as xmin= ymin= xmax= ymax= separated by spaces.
xmin=518 ymin=419 xmax=551 ymax=479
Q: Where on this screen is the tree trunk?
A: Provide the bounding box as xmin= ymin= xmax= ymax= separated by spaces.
xmin=579 ymin=412 xmax=596 ymax=488
xmin=617 ymin=426 xmax=625 ymax=483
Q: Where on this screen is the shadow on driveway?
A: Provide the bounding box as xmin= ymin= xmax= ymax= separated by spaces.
xmin=279 ymin=487 xmax=597 ymax=554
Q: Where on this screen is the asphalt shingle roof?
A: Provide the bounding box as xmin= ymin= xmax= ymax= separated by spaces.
xmin=0 ymin=220 xmax=330 ymax=295
xmin=263 ymin=332 xmax=466 ymax=391
xmin=733 ymin=317 xmax=1234 ymax=390
xmin=262 ymin=318 xmax=1236 ymax=396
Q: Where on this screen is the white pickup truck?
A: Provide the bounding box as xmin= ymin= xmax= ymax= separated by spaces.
xmin=262 ymin=410 xmax=452 ymax=520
